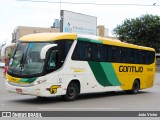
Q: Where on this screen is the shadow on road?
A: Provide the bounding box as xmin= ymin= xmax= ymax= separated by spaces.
xmin=78 ymin=91 xmax=149 ymax=101
xmin=9 ymin=90 xmax=151 ymax=105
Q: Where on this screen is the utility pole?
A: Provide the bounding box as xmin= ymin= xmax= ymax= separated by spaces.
xmin=59 ymin=0 xmax=61 ymax=11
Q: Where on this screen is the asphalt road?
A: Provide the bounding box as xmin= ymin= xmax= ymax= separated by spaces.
xmin=0 ymin=68 xmax=160 ymax=111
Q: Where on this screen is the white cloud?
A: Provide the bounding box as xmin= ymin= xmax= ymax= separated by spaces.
xmin=1 ymin=0 xmax=160 ymax=43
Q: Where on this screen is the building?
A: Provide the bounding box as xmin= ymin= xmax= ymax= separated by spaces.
xmin=52 ymin=19 xmax=60 ymax=28
xmin=97 ymin=25 xmax=109 ymax=37
xmin=12 ymin=25 xmax=114 ymax=43
xmin=12 ymin=26 xmax=60 ymax=43
xmin=97 ymin=25 xmax=118 ymax=40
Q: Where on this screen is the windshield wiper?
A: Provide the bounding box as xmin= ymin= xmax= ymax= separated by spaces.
xmin=19 ymin=48 xmax=32 ymax=76
xmin=12 ymin=43 xmax=30 ymax=75
xmin=11 ymin=53 xmax=25 ymax=75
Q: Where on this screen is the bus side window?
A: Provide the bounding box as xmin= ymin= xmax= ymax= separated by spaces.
xmin=47 ymin=50 xmax=58 ymax=70
xmin=110 ymin=46 xmax=120 ymax=62
xmin=130 ymin=50 xmax=134 ymax=63
xmin=121 ymin=48 xmax=127 ymax=63
xmin=72 ymin=41 xmax=91 ymax=61
xmin=92 ymin=44 xmax=107 ymax=62
xmin=72 ymin=42 xmax=80 ymax=60
xmin=108 ymin=46 xmax=112 ymax=62
xmin=85 ymin=43 xmax=91 ymax=60
xmin=98 ymin=44 xmax=107 ymax=62
xmin=134 ymin=50 xmax=143 ymax=64
xmin=142 ymin=51 xmax=147 ymax=64
xmin=148 ymin=51 xmax=155 ymax=64
xmin=116 ymin=47 xmax=121 ymax=63
xmin=91 ymin=43 xmax=97 ymax=61
xmin=79 ymin=42 xmax=89 ymax=60
xmin=111 ymin=47 xmax=116 ymax=62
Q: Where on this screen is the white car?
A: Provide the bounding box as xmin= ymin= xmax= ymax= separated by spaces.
xmin=0 ymin=62 xmax=5 ymax=67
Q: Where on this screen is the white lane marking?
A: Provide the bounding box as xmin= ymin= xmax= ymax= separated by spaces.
xmin=39 ymin=107 xmax=120 ymax=110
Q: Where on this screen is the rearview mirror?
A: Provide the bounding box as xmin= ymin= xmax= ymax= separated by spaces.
xmin=40 ymin=44 xmax=57 ymax=59
xmin=1 ymin=43 xmax=16 ymax=57
xmin=1 ymin=43 xmax=17 ymax=62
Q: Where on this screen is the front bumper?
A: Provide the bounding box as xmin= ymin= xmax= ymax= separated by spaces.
xmin=5 ymin=81 xmax=62 ymax=97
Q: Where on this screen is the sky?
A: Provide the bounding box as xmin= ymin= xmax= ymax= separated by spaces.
xmin=1 ymin=0 xmax=160 ymax=45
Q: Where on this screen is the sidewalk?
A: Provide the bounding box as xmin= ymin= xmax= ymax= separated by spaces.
xmin=0 ymin=68 xmax=4 ymax=77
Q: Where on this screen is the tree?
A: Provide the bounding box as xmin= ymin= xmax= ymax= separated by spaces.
xmin=113 ymin=14 xmax=160 ymax=52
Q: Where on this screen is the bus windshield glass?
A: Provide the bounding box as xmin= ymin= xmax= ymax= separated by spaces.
xmin=8 ymin=42 xmax=49 ymax=76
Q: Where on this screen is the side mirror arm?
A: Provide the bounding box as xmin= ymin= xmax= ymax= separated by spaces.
xmin=40 ymin=44 xmax=57 ymax=59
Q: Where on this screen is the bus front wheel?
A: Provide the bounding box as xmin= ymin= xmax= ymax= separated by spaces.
xmin=62 ymin=82 xmax=79 ymax=101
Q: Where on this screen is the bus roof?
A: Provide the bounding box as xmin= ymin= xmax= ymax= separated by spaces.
xmin=19 ymin=33 xmax=77 ymax=42
xmin=19 ymin=32 xmax=155 ymax=51
xmin=99 ymin=37 xmax=155 ymax=51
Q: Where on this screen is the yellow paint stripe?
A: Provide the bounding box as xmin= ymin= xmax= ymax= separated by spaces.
xmin=99 ymin=37 xmax=154 ymax=51
xmin=7 ymin=74 xmax=21 ymax=83
xmin=74 ymin=69 xmax=86 ymax=73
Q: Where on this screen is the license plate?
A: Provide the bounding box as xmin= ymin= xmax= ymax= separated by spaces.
xmin=16 ymin=88 xmax=22 ymax=93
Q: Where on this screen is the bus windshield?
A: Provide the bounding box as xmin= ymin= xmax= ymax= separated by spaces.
xmin=8 ymin=42 xmax=49 ymax=76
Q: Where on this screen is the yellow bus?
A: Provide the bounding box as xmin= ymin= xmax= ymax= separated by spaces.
xmin=5 ymin=33 xmax=156 ymax=101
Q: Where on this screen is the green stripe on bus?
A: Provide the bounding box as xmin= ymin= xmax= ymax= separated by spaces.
xmin=88 ymin=61 xmax=112 ymax=86
xmin=88 ymin=62 xmax=121 ymax=86
xmin=77 ymin=37 xmax=102 ymax=44
xmin=100 ymin=62 xmax=121 ymax=86
xmin=19 ymin=78 xmax=37 ymax=83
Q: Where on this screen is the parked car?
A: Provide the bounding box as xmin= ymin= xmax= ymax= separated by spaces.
xmin=0 ymin=62 xmax=5 ymax=68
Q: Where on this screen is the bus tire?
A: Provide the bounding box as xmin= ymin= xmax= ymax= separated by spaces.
xmin=62 ymin=82 xmax=79 ymax=101
xmin=131 ymin=80 xmax=140 ymax=94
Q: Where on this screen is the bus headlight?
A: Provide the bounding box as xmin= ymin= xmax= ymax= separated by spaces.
xmin=32 ymin=80 xmax=46 ymax=86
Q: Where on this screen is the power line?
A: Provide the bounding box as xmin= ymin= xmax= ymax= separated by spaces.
xmin=17 ymin=0 xmax=160 ymax=6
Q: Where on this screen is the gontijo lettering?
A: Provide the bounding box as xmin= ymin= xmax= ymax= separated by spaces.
xmin=119 ymin=66 xmax=143 ymax=73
